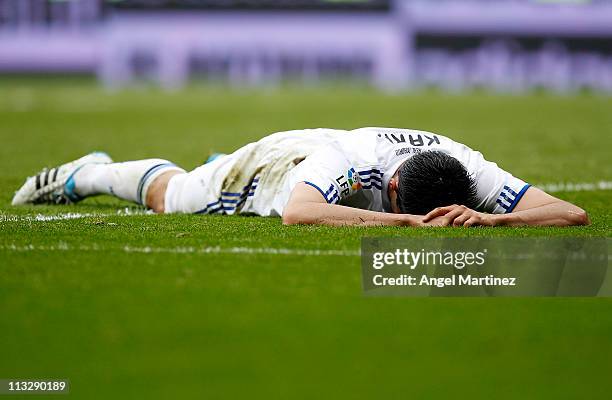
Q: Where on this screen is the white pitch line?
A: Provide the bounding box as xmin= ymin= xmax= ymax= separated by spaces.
xmin=538 ymin=180 xmax=612 ymax=193
xmin=0 ymin=243 xmax=360 ymax=257
xmin=0 ymin=209 xmax=149 ymax=222
xmin=3 ymin=243 xmax=610 ymax=260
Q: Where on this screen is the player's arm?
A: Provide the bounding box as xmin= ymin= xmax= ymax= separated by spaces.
xmin=494 ymin=186 xmax=589 ymax=226
xmin=423 ymin=186 xmax=590 ymax=227
xmin=283 ymin=182 xmax=428 ymax=227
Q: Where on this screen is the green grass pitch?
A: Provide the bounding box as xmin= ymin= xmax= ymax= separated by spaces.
xmin=1 ymin=79 xmax=611 ymax=399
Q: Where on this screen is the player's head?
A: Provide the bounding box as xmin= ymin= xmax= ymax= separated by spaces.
xmin=388 ymin=151 xmax=478 ymax=215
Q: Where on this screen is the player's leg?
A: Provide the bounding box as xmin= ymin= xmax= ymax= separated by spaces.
xmin=99 ymin=155 xmax=233 ymax=214
xmin=13 ymin=148 xmax=242 ymax=215
xmin=11 ymin=152 xmax=185 ymax=208
xmin=70 ymin=159 xmax=185 ymax=206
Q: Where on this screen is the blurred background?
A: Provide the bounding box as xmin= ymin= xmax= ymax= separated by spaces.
xmin=1 ymin=0 xmax=611 ymax=93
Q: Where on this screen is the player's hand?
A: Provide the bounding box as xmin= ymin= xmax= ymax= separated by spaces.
xmin=422 ymin=205 xmax=495 ymax=227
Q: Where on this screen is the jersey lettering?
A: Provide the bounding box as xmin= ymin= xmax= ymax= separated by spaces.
xmin=383 ymin=133 xmax=440 ymax=147
xmin=395 ymin=147 xmax=422 ymax=156
xmin=335 ymin=175 xmax=350 ymax=197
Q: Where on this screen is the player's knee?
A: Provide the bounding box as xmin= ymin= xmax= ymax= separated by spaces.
xmin=147 ymin=188 xmax=166 ymax=213
xmin=146 ymin=171 xmax=183 ymax=213
xmin=150 ymin=198 xmax=166 ymax=214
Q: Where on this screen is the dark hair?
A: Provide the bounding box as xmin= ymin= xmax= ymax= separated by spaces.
xmin=396 ymin=151 xmax=478 ymax=215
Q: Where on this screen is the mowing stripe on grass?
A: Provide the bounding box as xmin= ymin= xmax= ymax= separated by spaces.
xmin=0 ymin=243 xmax=360 ymax=257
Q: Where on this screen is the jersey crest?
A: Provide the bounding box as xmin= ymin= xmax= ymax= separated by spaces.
xmin=335 ymin=167 xmax=363 ymax=197
xmin=347 ymin=167 xmax=362 ymax=191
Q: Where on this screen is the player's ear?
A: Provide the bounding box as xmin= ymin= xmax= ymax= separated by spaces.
xmin=388 ymin=178 xmax=401 ymax=214
xmin=388 ymin=178 xmax=398 ymax=193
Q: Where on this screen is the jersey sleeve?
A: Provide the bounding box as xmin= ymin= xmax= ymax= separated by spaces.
xmin=285 ymin=142 xmax=353 ymax=204
xmin=462 ymin=148 xmax=530 ymax=214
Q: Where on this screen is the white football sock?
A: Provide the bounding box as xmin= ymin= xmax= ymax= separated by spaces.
xmin=72 ymin=159 xmax=185 ymax=205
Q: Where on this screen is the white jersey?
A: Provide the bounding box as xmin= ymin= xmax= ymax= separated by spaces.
xmin=164 ymin=127 xmax=530 ymax=216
